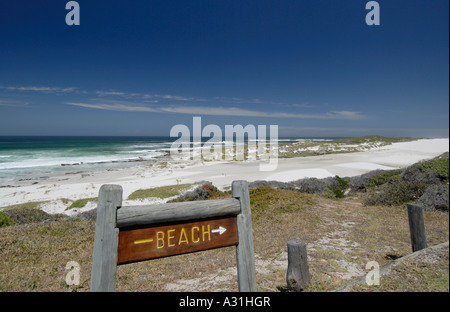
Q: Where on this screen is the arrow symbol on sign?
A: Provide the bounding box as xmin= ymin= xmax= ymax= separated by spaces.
xmin=211 ymin=226 xmax=227 ymax=235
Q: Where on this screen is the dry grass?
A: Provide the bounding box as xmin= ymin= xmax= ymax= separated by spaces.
xmin=352 ymin=245 xmax=449 ymax=292
xmin=0 ymin=220 xmax=95 ymax=291
xmin=0 ymin=188 xmax=448 ymax=292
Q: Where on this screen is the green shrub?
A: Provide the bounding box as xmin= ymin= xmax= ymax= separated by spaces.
xmin=418 ymin=185 xmax=449 ymax=211
xmin=2 ymin=208 xmax=55 ymax=225
xmin=0 ymin=211 xmax=15 ymax=227
xmin=169 ymin=183 xmax=229 ymax=202
xmin=402 ymin=157 xmax=449 ymax=185
xmin=248 ymin=186 xmax=315 ymax=221
xmin=0 ymin=201 xmax=49 ymax=211
xmin=365 ymin=169 xmax=402 ymax=188
xmin=294 ymin=178 xmax=328 ymax=194
xmin=66 ymin=197 xmax=98 ymax=210
xmin=364 ymin=180 xmax=428 ymax=206
xmin=325 ymin=176 xmax=349 ymax=199
xmin=420 ymin=158 xmax=449 ymax=183
xmin=128 ymin=184 xmax=192 ymax=200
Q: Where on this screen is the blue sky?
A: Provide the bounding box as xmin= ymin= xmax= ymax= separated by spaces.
xmin=0 ymin=0 xmax=448 ymax=137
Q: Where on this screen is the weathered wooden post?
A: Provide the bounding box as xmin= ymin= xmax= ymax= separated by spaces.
xmin=407 ymin=203 xmax=427 ymax=252
xmin=286 ymin=239 xmax=310 ymax=291
xmin=232 ymin=180 xmax=257 ymax=292
xmin=90 ymin=184 xmax=123 ymax=292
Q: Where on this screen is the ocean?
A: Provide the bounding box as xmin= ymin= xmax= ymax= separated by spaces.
xmin=0 ymin=136 xmax=173 ymax=182
xmin=0 ymin=136 xmax=331 ymax=183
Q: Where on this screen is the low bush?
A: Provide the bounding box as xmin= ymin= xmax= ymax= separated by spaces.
xmin=2 ymin=208 xmax=59 ymax=225
xmin=248 ymin=186 xmax=315 ymax=221
xmin=365 ymin=169 xmax=403 ymax=188
xmin=401 ymin=157 xmax=449 ymax=185
xmin=127 ymin=184 xmax=192 ymax=200
xmin=420 ymin=157 xmax=449 ymax=183
xmin=328 ymin=176 xmax=349 ymax=199
xmin=363 ymin=180 xmax=429 ymax=206
xmin=66 ymin=197 xmax=97 ymax=210
xmin=418 ymin=185 xmax=449 ymax=211
xmin=358 ymin=154 xmax=449 ymax=207
xmin=0 ymin=201 xmax=49 ymax=211
xmin=168 ymin=183 xmax=229 ymax=202
xmin=348 ymin=169 xmax=402 ymax=193
xmin=0 ymin=212 xmax=15 ymax=227
xmin=293 ymin=178 xmax=328 ymax=194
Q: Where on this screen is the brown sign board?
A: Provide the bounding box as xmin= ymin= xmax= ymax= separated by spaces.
xmin=117 ymin=216 xmax=238 ymax=265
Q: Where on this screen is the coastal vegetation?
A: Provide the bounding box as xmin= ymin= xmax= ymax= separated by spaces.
xmin=66 ymin=197 xmax=98 ymax=210
xmin=0 ymin=212 xmax=14 ymax=227
xmin=362 ymin=154 xmax=448 ymax=208
xmin=168 ymin=183 xmax=227 ymax=202
xmin=0 ymin=200 xmax=49 ymax=211
xmin=242 ymin=152 xmax=449 ymax=211
xmin=277 ymin=136 xmax=416 ymax=158
xmin=127 ymin=183 xmax=192 ymax=200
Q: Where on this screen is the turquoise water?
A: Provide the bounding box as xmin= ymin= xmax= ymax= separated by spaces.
xmin=0 ymin=136 xmax=172 ymax=181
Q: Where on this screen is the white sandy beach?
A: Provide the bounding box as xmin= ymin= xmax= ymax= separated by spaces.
xmin=0 ymin=138 xmax=448 ymax=216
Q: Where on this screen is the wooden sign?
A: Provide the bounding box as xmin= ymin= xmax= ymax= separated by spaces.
xmin=90 ymin=181 xmax=256 ymax=292
xmin=117 ymin=217 xmax=238 ymax=264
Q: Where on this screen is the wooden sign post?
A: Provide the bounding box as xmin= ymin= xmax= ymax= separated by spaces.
xmin=90 ymin=180 xmax=256 ymax=292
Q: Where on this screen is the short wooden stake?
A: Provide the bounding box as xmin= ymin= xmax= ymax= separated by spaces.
xmin=407 ymin=203 xmax=427 ymax=252
xmin=286 ymin=240 xmax=310 ymax=291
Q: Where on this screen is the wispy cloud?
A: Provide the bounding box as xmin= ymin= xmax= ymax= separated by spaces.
xmin=65 ymin=101 xmax=364 ymax=120
xmin=0 ymin=99 xmax=30 ymax=107
xmin=160 ymin=105 xmax=266 ymax=116
xmin=0 ymin=85 xmax=77 ymax=94
xmin=161 ymin=105 xmax=363 ymax=119
xmin=95 ymin=89 xmax=203 ymax=102
xmin=95 ymin=90 xmax=127 ymax=97
xmin=323 ymin=111 xmax=364 ymax=120
xmin=65 ymin=102 xmax=159 ymax=112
